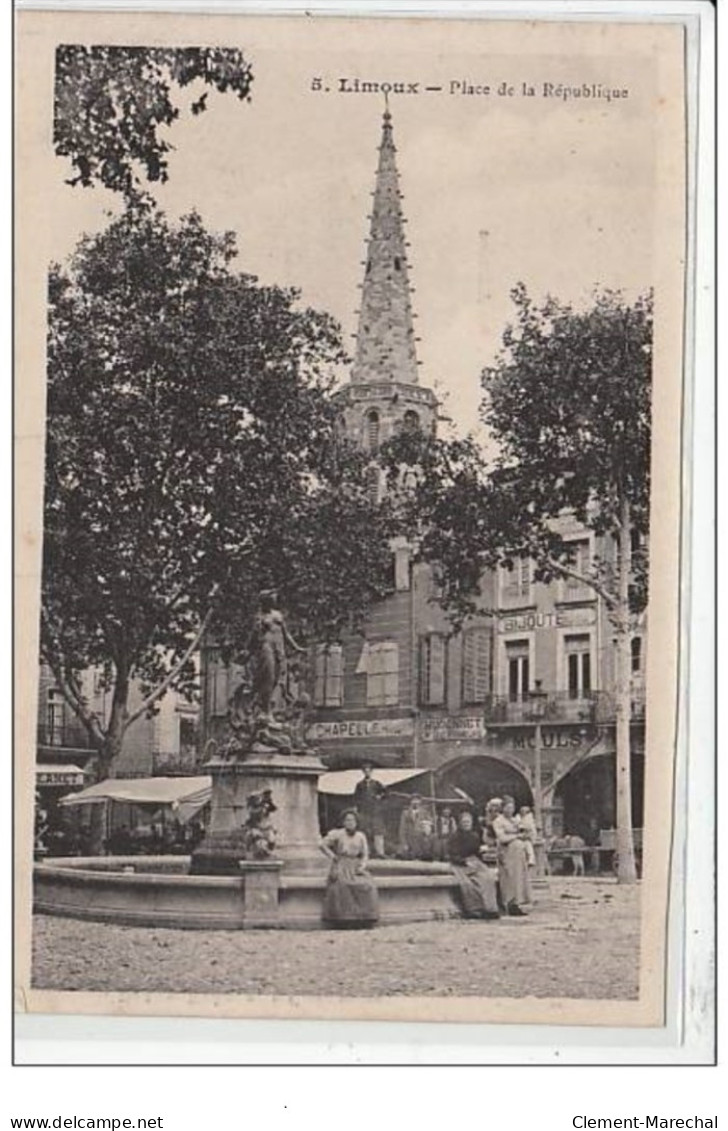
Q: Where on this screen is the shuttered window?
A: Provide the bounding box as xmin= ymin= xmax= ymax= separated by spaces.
xmin=314 ymin=644 xmax=344 ymax=707
xmin=461 ymin=627 xmax=491 ymax=704
xmin=367 ymin=642 xmax=399 ymax=706
xmin=502 ymin=558 xmax=531 ymax=602
xmin=563 ymin=540 xmax=591 ymax=594
xmin=419 ymin=634 xmax=447 ymax=706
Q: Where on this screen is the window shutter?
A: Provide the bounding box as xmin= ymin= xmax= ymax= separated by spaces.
xmin=383 ymin=642 xmax=399 ymax=705
xmin=326 ymin=645 xmax=343 ymax=706
xmin=419 ymin=637 xmax=429 ymax=704
xmin=473 ymin=629 xmax=490 ymax=702
xmin=463 ymin=627 xmax=491 ymax=704
xmin=429 ymin=635 xmax=446 ymax=705
xmin=519 ymin=558 xmax=530 ymax=597
xmin=367 ymin=642 xmax=399 ymax=705
xmin=314 ymin=646 xmax=326 ymax=706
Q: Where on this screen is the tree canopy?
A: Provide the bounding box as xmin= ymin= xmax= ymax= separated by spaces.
xmin=384 ymin=284 xmax=652 ymax=883
xmin=43 ymin=205 xmax=397 ymax=773
xmin=386 ymin=286 xmax=652 ymax=621
xmin=54 ymin=45 xmax=253 ymax=196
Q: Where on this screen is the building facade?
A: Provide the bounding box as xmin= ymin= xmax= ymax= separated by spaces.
xmin=36 ymin=662 xmax=199 ymax=782
xmin=202 ymin=108 xmax=647 ymax=840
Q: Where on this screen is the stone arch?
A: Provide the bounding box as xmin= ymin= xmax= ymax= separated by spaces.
xmin=435 ymin=755 xmax=533 ymax=812
xmin=553 ymin=751 xmax=645 ymax=842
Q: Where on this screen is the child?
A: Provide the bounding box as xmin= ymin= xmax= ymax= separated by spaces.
xmin=517 ymin=805 xmax=537 ymax=868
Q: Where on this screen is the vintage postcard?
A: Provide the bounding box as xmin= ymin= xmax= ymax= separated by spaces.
xmin=15 ymin=8 xmax=688 ymax=1027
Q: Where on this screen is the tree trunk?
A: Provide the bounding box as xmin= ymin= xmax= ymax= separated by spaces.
xmin=86 ymin=729 xmax=126 ymax=855
xmin=85 ymin=668 xmax=130 ymax=787
xmin=615 ymin=496 xmax=638 ymax=884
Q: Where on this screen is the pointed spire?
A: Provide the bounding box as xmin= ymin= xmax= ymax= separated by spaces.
xmin=351 ymin=108 xmax=420 ymax=386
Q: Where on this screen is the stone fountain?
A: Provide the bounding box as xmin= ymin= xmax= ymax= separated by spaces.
xmin=33 ymin=596 xmax=471 ymax=929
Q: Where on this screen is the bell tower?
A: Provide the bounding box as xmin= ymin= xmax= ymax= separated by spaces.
xmin=334 ymin=107 xmax=438 ymax=455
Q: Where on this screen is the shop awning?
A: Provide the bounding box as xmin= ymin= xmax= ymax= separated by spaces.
xmin=36 ymin=764 xmax=86 ymax=787
xmin=59 ymin=775 xmax=212 ymax=810
xmin=318 ymin=768 xmax=430 ymax=796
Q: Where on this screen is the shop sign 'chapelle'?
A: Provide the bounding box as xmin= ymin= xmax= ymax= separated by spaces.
xmin=305 ymin=718 xmax=415 ymax=742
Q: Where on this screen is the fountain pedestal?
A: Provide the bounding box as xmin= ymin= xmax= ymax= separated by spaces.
xmin=190 ymin=749 xmax=328 ymax=877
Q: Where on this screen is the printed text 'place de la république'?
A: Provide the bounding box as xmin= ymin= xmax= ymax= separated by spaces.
xmin=311 ymin=77 xmax=631 ymax=102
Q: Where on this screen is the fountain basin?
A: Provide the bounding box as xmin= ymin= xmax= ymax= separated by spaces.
xmin=33 ymin=856 xmax=464 ymax=930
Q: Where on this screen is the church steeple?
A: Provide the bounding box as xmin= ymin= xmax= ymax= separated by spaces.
xmin=352 ymin=107 xmax=420 ymax=386
xmin=334 ymin=108 xmax=437 ymax=455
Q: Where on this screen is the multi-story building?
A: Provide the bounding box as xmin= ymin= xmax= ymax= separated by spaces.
xmin=202 ymin=108 xmax=646 ymax=841
xmin=36 ymin=662 xmax=199 ymax=782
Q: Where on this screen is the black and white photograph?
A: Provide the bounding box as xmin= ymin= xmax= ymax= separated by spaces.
xmin=15 ymin=9 xmax=687 ymax=1026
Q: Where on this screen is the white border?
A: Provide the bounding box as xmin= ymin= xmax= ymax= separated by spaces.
xmin=11 ymin=0 xmax=715 ymax=1068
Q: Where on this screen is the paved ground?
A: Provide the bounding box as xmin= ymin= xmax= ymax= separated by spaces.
xmin=32 ymin=878 xmax=639 ymax=999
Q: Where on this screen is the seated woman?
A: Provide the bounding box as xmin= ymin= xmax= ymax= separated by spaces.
xmin=321 ymin=810 xmax=380 ymax=929
xmin=446 ymin=810 xmax=500 ymax=920
xmin=492 ymin=795 xmax=533 ymax=916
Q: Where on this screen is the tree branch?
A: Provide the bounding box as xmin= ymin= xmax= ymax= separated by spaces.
xmin=544 ymin=554 xmax=617 ymax=610
xmin=125 ymin=604 xmax=215 ymax=728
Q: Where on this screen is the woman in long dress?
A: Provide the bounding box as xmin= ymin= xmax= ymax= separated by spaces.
xmin=321 ymin=810 xmax=380 ymax=928
xmin=446 ymin=811 xmax=500 ymax=920
xmin=492 ymin=795 xmax=533 ymax=916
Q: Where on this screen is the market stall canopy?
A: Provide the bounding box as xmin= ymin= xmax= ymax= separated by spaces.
xmin=59 ymin=775 xmax=212 ymax=811
xmin=36 ymin=764 xmax=86 ymax=788
xmin=318 ymin=768 xmax=473 ymax=804
xmin=318 ymin=768 xmax=430 ymax=796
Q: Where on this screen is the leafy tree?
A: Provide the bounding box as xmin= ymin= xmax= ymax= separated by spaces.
xmin=43 ymin=204 xmax=397 ymax=779
xmin=54 ymin=45 xmax=253 ymax=196
xmin=386 ymin=286 xmax=652 ymax=884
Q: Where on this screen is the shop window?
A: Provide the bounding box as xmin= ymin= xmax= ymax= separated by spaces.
xmin=462 ymin=626 xmax=491 ymax=705
xmin=419 ymin=634 xmax=447 ymax=707
xmin=564 ymin=633 xmax=592 ymax=698
xmin=367 ymin=642 xmax=399 ymax=706
xmin=505 ymin=639 xmax=530 ymax=700
xmin=314 ymin=644 xmax=344 ymax=707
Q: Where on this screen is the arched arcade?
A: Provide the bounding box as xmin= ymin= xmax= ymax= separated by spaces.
xmin=435 ymin=755 xmax=533 ymax=813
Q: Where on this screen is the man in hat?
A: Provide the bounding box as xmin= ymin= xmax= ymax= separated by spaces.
xmin=353 ymin=763 xmax=387 ymax=858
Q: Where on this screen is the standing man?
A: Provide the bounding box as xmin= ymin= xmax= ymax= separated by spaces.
xmin=398 ymin=794 xmax=428 ymax=860
xmin=353 ymin=763 xmax=387 ymax=858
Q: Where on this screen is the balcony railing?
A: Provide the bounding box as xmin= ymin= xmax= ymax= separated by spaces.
xmin=482 ymin=690 xmax=644 ymax=726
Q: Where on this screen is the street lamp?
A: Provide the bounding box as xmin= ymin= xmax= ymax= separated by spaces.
xmin=528 ymin=679 xmax=549 ymax=880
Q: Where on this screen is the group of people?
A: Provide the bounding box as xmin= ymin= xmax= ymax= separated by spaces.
xmin=319 ymin=786 xmax=535 ymax=928
xmin=447 ymin=797 xmax=533 ymax=920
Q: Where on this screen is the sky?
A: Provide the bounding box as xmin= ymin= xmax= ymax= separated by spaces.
xmin=45 ymin=16 xmax=660 ymax=442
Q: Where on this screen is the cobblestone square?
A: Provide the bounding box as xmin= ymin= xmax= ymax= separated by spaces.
xmin=32 ymin=878 xmax=639 ymax=1000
